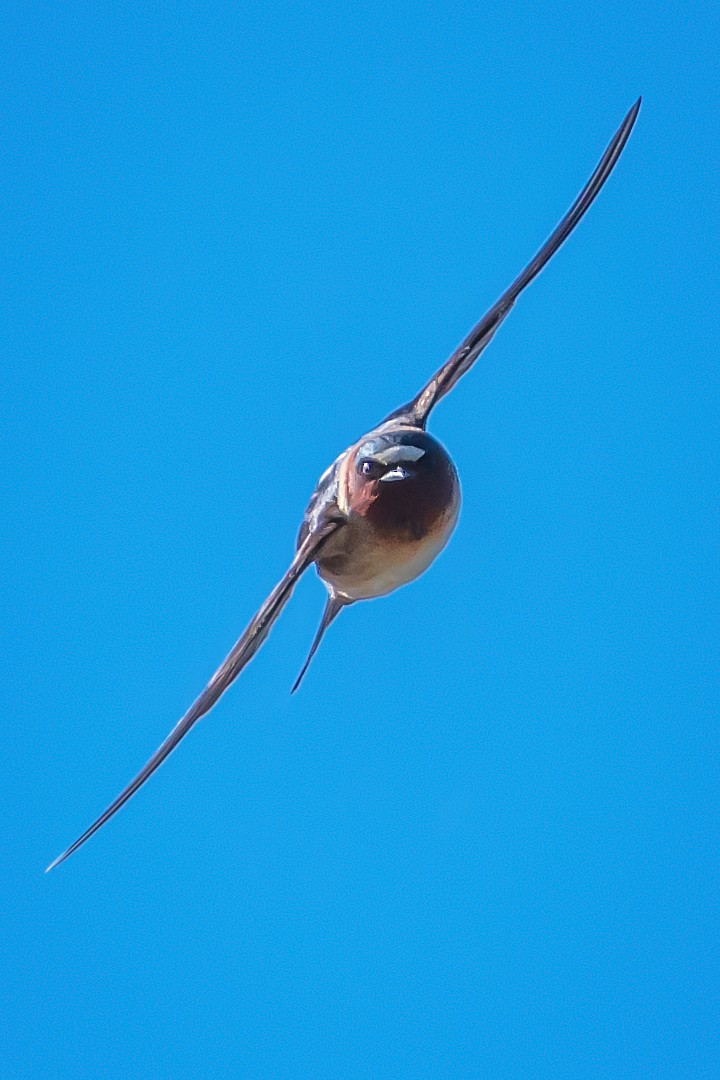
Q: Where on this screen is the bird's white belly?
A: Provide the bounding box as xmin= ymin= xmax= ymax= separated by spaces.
xmin=317 ymin=498 xmax=460 ymax=601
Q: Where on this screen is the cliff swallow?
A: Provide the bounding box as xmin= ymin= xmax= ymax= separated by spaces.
xmin=47 ymin=99 xmax=640 ymax=870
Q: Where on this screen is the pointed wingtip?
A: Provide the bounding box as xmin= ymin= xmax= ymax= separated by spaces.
xmin=46 ymin=834 xmax=87 ymax=872
xmin=622 ymin=97 xmax=642 ymax=134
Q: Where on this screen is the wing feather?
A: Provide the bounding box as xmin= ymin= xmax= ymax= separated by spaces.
xmin=386 ymin=98 xmax=641 ymax=427
xmin=46 ymin=519 xmax=341 ymax=871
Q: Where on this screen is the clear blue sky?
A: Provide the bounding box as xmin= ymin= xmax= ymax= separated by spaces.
xmin=3 ymin=2 xmax=718 ymax=1076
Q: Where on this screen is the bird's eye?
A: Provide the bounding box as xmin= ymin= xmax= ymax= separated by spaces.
xmin=358 ymin=458 xmax=383 ymax=480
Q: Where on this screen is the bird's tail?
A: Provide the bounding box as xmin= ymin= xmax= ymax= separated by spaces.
xmin=291 ymin=594 xmax=345 ymax=693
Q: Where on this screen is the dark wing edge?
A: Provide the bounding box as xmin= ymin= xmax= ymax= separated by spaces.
xmin=46 ymin=519 xmax=341 ymax=872
xmin=385 ymin=97 xmax=641 ymax=428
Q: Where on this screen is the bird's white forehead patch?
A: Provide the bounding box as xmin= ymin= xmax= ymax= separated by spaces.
xmin=374 ymin=444 xmax=426 ymax=465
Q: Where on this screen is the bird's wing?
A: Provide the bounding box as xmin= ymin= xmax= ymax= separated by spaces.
xmin=385 ymin=98 xmax=641 ymax=428
xmin=47 ymin=517 xmax=342 ymax=871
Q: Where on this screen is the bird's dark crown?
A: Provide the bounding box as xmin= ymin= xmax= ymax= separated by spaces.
xmin=354 ymin=428 xmax=446 ymax=479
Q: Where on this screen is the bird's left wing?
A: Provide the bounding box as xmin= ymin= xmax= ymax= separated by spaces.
xmin=46 ymin=517 xmax=342 ymax=871
xmin=384 ymin=98 xmax=641 ymax=428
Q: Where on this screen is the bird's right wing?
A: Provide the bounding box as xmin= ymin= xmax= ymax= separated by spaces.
xmin=46 ymin=517 xmax=342 ymax=871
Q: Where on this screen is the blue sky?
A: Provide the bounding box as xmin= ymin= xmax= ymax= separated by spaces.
xmin=3 ymin=2 xmax=718 ymax=1076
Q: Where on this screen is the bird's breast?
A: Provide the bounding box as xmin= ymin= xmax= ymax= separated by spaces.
xmin=317 ymin=456 xmax=461 ymax=601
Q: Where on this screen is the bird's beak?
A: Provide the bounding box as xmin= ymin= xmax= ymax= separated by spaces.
xmin=380 ymin=466 xmax=409 ymax=482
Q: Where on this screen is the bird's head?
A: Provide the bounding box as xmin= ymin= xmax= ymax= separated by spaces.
xmin=344 ymin=427 xmax=460 ymax=540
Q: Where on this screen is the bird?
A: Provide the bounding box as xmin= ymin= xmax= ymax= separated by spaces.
xmin=47 ymin=99 xmax=640 ymax=871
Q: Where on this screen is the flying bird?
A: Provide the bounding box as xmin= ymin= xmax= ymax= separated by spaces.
xmin=47 ymin=99 xmax=640 ymax=871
